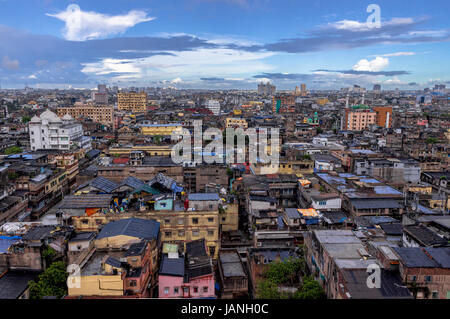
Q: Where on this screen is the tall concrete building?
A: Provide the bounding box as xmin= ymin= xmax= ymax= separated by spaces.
xmin=206 ymin=100 xmax=221 ymax=115
xmin=373 ymin=84 xmax=381 ymax=92
xmin=258 ymin=82 xmax=276 ymax=96
xmin=301 ymin=83 xmax=307 ymax=96
xmin=118 ymin=92 xmax=148 ymax=112
xmin=29 ymin=110 xmax=91 ymax=151
xmin=342 ymin=105 xmax=377 ymax=131
xmin=57 ymin=105 xmax=115 ymax=128
xmin=373 ymin=106 xmax=393 ymax=128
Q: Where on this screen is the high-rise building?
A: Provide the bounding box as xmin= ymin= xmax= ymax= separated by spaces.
xmin=373 ymin=84 xmax=381 ymax=92
xmin=373 ymin=106 xmax=393 ymax=128
xmin=272 ymin=95 xmax=295 ymax=113
xmin=342 ymin=105 xmax=377 ymax=131
xmin=92 ymin=91 xmax=108 ymax=105
xmin=57 ymin=105 xmax=115 ymax=128
xmin=29 ymin=110 xmax=91 ymax=151
xmin=118 ymin=92 xmax=148 ymax=112
xmin=98 ymin=84 xmax=107 ymax=93
xmin=301 ymin=83 xmax=307 ymax=96
xmin=206 ymin=100 xmax=221 ymax=115
xmin=258 ymin=82 xmax=276 ymax=96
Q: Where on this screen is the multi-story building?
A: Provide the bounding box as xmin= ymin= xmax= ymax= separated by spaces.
xmin=258 ymin=82 xmax=276 ymax=96
xmin=117 ymin=92 xmax=147 ymax=112
xmin=29 ymin=110 xmax=91 ymax=151
xmin=225 ymin=118 xmax=248 ymax=129
xmin=140 ymin=124 xmax=183 ymax=136
xmin=206 ymin=100 xmax=221 ymax=116
xmin=57 ymin=105 xmax=114 ymax=129
xmin=272 ymin=95 xmax=295 ymax=113
xmin=373 ymin=106 xmax=393 ymax=128
xmin=342 ymin=105 xmax=377 ymax=131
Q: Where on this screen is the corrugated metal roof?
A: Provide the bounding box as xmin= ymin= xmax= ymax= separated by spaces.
xmin=59 ymin=194 xmax=112 ymax=209
xmin=97 ymin=218 xmax=160 ymax=240
xmin=188 ymin=193 xmax=220 ymax=201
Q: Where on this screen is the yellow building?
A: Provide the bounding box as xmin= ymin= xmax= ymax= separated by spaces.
xmin=220 ymin=202 xmax=239 ymax=232
xmin=225 ymin=118 xmax=248 ymax=129
xmin=107 ymin=145 xmax=172 ymax=156
xmin=140 ymin=124 xmax=183 ymax=136
xmin=118 ymin=92 xmax=147 ymax=112
xmin=316 ymin=98 xmax=329 ymax=105
xmin=71 ymin=209 xmax=221 ymax=259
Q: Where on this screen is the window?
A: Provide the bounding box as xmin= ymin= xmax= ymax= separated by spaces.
xmin=203 ymin=287 xmax=208 ymax=293
xmin=425 ymin=276 xmax=432 ymax=283
xmin=82 ymin=219 xmax=89 ymax=225
xmin=208 ymin=217 xmax=214 ymax=223
xmin=183 ymin=287 xmax=189 ymax=294
xmin=174 ymin=287 xmax=179 ymax=295
xmin=164 ymin=287 xmax=169 ymax=295
xmin=165 ymin=231 xmax=172 ymax=238
xmin=129 ymin=280 xmax=137 ymax=287
xmin=432 ymin=291 xmax=439 ymax=299
xmin=208 ymin=230 xmax=214 ymax=236
xmin=178 ymin=230 xmax=185 ymax=237
xmin=192 ymin=218 xmax=199 ymax=225
xmin=409 ymin=275 xmax=417 ymax=282
xmin=178 ymin=219 xmax=184 ymax=225
xmin=209 ymin=246 xmax=216 ymax=256
xmin=164 ymin=219 xmax=170 ymax=224
xmin=319 ymin=201 xmax=327 ymax=206
xmin=193 ymin=287 xmax=198 ymax=293
xmin=192 ymin=230 xmax=199 ymax=237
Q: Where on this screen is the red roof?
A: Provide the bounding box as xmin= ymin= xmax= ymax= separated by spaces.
xmin=112 ymin=158 xmax=129 ymax=165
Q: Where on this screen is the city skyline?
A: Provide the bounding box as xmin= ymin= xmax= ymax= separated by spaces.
xmin=0 ymin=0 xmax=449 ymax=89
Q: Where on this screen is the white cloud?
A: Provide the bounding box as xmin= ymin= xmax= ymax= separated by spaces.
xmin=353 ymin=56 xmax=389 ymax=72
xmin=47 ymin=4 xmax=155 ymax=41
xmin=171 ymin=77 xmax=183 ymax=84
xmin=81 ymin=48 xmax=275 ymax=82
xmin=327 ymin=17 xmax=414 ymax=32
xmin=376 ymin=52 xmax=416 ymax=57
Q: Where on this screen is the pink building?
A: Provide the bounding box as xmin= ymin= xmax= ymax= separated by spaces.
xmin=158 ymin=255 xmax=215 ymax=298
xmin=158 ymin=239 xmax=215 ymax=299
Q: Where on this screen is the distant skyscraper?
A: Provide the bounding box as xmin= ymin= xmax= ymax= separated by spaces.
xmin=258 ymin=82 xmax=276 ymax=96
xmin=98 ymin=84 xmax=107 ymax=93
xmin=373 ymin=84 xmax=381 ymax=92
xmin=301 ymin=84 xmax=307 ymax=96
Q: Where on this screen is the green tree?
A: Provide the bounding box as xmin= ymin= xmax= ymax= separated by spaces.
xmin=263 ymin=257 xmax=301 ymax=285
xmin=4 ymin=146 xmax=22 ymax=155
xmin=425 ymin=137 xmax=439 ymax=144
xmin=255 ymin=279 xmax=282 ymax=299
xmin=28 ymin=261 xmax=68 ymax=299
xmin=302 ymin=154 xmax=311 ymax=161
xmin=42 ymin=247 xmax=57 ymax=265
xmin=316 ymin=128 xmax=323 ymax=134
xmin=22 ymin=116 xmax=32 ymax=123
xmin=294 ymin=276 xmax=326 ymax=299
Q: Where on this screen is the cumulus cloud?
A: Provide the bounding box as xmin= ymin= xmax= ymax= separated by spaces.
xmin=1 ymin=56 xmax=19 ymax=70
xmin=353 ymin=56 xmax=389 ymax=72
xmin=171 ymin=77 xmax=183 ymax=84
xmin=47 ymin=4 xmax=155 ymax=41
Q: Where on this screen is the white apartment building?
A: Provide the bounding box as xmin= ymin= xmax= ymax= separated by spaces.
xmin=29 ymin=110 xmax=91 ymax=151
xmin=206 ymin=100 xmax=221 ymax=116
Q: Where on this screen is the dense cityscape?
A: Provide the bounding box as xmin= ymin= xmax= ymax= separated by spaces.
xmin=0 ymin=0 xmax=448 ymax=304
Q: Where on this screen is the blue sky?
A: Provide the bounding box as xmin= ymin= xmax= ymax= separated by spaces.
xmin=0 ymin=0 xmax=449 ymax=89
